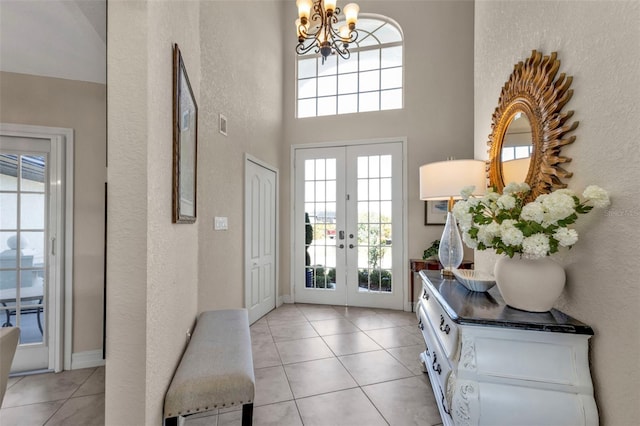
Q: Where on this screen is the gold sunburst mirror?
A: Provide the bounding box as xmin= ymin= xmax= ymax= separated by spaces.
xmin=487 ymin=50 xmax=578 ymax=201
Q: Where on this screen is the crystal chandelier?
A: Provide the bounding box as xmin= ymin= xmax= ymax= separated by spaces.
xmin=295 ymin=0 xmax=360 ymax=64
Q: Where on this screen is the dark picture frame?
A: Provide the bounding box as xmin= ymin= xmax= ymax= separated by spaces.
xmin=172 ymin=43 xmax=198 ymax=224
xmin=424 ymin=200 xmax=448 ymax=225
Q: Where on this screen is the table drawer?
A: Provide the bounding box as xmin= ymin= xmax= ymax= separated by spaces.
xmin=420 ymin=286 xmax=459 ymax=360
xmin=418 ymin=303 xmax=453 ymax=396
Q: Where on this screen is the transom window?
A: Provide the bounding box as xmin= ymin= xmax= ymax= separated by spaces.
xmin=296 ymin=16 xmax=404 ymax=118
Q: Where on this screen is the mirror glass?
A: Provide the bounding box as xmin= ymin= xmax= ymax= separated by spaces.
xmin=500 ymin=113 xmax=532 ymax=185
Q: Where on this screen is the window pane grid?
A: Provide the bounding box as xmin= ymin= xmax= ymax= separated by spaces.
xmin=296 ymin=18 xmax=403 ymax=118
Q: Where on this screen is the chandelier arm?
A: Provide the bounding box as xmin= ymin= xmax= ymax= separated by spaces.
xmin=347 ymin=29 xmax=359 ymax=44
xmin=330 ymin=8 xmax=340 ymax=25
xmin=327 ymin=23 xmax=342 ymax=39
xmin=312 ymin=0 xmax=324 ymax=16
xmin=331 ymin=42 xmax=350 ymax=60
xmin=296 ymin=39 xmax=322 ymax=56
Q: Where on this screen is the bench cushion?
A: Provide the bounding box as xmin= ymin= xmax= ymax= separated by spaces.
xmin=164 ymin=309 xmax=255 ymax=418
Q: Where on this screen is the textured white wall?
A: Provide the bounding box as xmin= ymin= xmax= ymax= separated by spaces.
xmin=106 ymin=2 xmax=148 ymax=423
xmin=145 ymin=2 xmax=200 ymax=424
xmin=197 ymin=1 xmax=284 ymax=311
xmin=281 ymin=0 xmax=476 ymax=301
xmin=474 ymin=1 xmax=640 ymax=423
xmin=107 ymin=1 xmax=200 ymax=424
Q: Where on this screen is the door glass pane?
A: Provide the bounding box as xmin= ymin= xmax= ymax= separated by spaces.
xmin=21 ymin=231 xmax=45 ymax=267
xmin=0 ymin=194 xmax=17 ymax=229
xmin=326 ymin=159 xmax=336 ymax=180
xmin=21 ymin=194 xmax=45 ymax=229
xmin=304 ymin=159 xmax=337 ymax=290
xmin=356 ymin=155 xmax=392 ymax=293
xmin=21 ymin=156 xmax=45 ymax=191
xmin=0 ymin=154 xmax=18 ymax=191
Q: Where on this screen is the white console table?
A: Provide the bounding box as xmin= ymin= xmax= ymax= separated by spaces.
xmin=416 ymin=270 xmax=598 ymax=426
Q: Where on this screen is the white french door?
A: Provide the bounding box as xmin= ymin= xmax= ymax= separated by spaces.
xmin=294 ymin=141 xmax=404 ymax=310
xmin=0 ymin=135 xmax=62 ymax=372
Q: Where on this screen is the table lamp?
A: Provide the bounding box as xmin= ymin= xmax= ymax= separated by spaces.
xmin=419 ymin=159 xmax=487 ymax=277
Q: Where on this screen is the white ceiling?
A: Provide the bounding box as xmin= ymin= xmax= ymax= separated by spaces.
xmin=0 ymin=0 xmax=106 ymax=84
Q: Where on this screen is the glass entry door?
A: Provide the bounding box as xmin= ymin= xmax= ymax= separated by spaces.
xmin=294 ymin=142 xmax=404 ymax=310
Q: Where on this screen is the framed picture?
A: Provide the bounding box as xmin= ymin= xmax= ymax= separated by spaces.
xmin=424 ymin=200 xmax=448 ymax=225
xmin=172 ymin=43 xmax=198 ymax=224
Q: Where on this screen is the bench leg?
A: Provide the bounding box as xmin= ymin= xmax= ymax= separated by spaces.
xmin=164 ymin=416 xmax=178 ymax=426
xmin=242 ymin=403 xmax=253 ymax=426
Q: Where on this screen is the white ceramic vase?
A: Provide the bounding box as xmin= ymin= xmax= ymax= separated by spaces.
xmin=493 ymin=256 xmax=566 ymax=312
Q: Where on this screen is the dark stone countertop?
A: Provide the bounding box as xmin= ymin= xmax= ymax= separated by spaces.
xmin=419 ymin=270 xmax=593 ymax=335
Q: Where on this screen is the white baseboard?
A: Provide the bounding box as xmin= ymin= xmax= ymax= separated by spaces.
xmin=281 ymin=295 xmax=293 ymax=304
xmin=71 ymin=349 xmax=105 ymax=370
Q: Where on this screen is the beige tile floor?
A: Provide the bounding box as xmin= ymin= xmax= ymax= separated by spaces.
xmin=0 ymin=304 xmax=444 ymax=426
xmin=1 ymin=365 xmax=104 ymax=425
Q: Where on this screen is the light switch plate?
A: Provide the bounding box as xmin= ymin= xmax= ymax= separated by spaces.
xmin=214 ymin=216 xmax=228 ymax=230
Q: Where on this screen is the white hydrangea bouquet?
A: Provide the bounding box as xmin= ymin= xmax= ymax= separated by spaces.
xmin=452 ymin=182 xmax=610 ymax=259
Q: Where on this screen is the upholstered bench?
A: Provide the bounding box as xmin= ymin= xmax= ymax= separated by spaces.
xmin=163 ymin=309 xmax=255 ymax=426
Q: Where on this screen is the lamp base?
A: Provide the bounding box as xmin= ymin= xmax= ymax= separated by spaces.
xmin=437 ymin=211 xmax=464 ymax=279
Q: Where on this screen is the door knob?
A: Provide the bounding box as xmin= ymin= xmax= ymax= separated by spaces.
xmin=339 ymin=244 xmax=345 ymax=249
xmin=349 ymin=244 xmax=355 ymax=249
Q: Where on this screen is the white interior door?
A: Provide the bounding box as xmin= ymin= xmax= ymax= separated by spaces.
xmin=0 ymin=135 xmax=61 ymax=372
xmin=245 ymin=157 xmax=278 ymax=324
xmin=294 ymin=141 xmax=404 ymax=310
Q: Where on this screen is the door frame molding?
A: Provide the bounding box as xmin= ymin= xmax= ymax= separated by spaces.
xmin=244 ymin=154 xmax=280 ymax=319
xmin=0 ymin=123 xmax=74 ymax=371
xmin=290 ymin=137 xmax=409 ymax=310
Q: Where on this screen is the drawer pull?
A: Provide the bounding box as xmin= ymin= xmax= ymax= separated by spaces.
xmin=440 ymin=388 xmax=452 ymax=416
xmin=439 ymin=315 xmax=451 ymax=334
xmin=432 ymin=353 xmax=441 ymax=375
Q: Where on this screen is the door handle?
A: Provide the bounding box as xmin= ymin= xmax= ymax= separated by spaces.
xmin=349 ymin=244 xmax=355 ymax=249
xmin=339 ymin=244 xmax=345 ymax=249
xmin=339 ymin=230 xmax=345 ymax=240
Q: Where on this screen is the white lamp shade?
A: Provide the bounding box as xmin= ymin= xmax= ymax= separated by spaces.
xmin=419 ymin=159 xmax=487 ymax=200
xmin=343 ymin=3 xmax=359 ymax=25
xmin=502 ymin=157 xmax=530 ymax=185
xmin=324 ymin=0 xmax=337 ymax=12
xmin=296 ymin=0 xmax=312 ymax=19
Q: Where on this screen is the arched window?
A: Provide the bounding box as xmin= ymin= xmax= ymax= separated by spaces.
xmin=296 ymin=15 xmax=404 ymax=118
